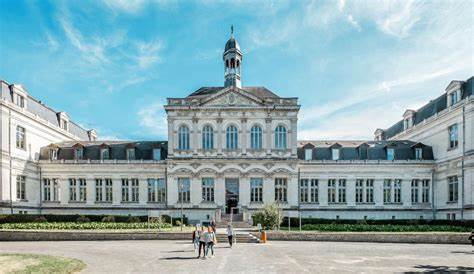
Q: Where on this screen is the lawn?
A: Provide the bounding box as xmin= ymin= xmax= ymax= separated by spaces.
xmin=0 ymin=254 xmax=85 ymax=274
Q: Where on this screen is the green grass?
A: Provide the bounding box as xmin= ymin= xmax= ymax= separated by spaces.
xmin=0 ymin=222 xmax=176 ymax=230
xmin=0 ymin=253 xmax=85 ymax=274
xmin=278 ymin=224 xmax=472 ymax=232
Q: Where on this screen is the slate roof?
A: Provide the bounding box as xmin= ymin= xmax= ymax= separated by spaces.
xmin=384 ymin=76 xmax=473 ymax=139
xmin=186 ymin=86 xmax=280 ymax=100
xmin=39 ymin=141 xmax=168 ymax=160
xmin=224 ymin=37 xmax=240 ymax=52
xmin=1 ymin=80 xmax=91 ymax=140
xmin=298 ymin=140 xmax=434 ymax=161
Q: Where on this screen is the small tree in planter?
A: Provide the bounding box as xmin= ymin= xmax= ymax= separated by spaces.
xmin=253 ymin=203 xmax=282 ymax=230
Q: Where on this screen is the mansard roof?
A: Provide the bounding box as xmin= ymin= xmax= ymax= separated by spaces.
xmin=39 ymin=141 xmax=168 ymax=160
xmin=187 ymin=86 xmax=280 ymax=100
xmin=0 ymin=80 xmax=91 ymax=140
xmin=297 ymin=140 xmax=434 ymax=161
xmin=384 ymin=76 xmax=473 ymax=139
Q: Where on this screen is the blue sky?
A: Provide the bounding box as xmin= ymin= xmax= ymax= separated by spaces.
xmin=1 ymin=0 xmax=472 ymax=140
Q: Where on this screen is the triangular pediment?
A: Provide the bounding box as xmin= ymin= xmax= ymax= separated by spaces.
xmin=445 ymin=80 xmax=462 ymax=92
xmin=200 ymin=88 xmax=264 ymax=107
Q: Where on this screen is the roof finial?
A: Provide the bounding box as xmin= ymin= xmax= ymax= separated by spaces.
xmin=231 ymin=25 xmax=234 ymax=37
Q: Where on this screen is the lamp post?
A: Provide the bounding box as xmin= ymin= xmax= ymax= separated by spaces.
xmin=276 ymin=184 xmax=281 ymax=230
xmin=179 ymin=180 xmax=184 ymax=231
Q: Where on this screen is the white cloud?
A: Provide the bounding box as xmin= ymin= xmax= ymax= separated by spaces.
xmin=134 ymin=40 xmax=164 ymax=69
xmin=45 ymin=32 xmax=59 ymax=52
xmin=347 ymin=14 xmax=361 ymax=31
xmin=102 ymin=0 xmax=147 ymax=14
xmin=137 ymin=100 xmax=168 ymax=137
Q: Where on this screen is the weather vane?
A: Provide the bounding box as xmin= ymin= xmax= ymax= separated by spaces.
xmin=231 ymin=25 xmax=234 ymax=36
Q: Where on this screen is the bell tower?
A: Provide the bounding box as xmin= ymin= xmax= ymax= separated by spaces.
xmin=223 ymin=25 xmax=242 ymax=88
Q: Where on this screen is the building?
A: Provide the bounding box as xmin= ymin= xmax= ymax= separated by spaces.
xmin=1 ymin=32 xmax=472 ymax=223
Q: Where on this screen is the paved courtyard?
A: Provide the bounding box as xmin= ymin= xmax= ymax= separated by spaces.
xmin=0 ymin=240 xmax=473 ymax=273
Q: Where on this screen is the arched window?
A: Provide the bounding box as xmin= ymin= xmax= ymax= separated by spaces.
xmin=226 ymin=59 xmax=229 ymax=68
xmin=275 ymin=125 xmax=287 ymax=149
xmin=202 ymin=126 xmax=214 ymax=150
xmin=231 ymin=58 xmax=235 ymax=68
xmin=250 ymin=125 xmax=262 ymax=150
xmin=178 ymin=126 xmax=190 ymax=150
xmin=226 ymin=125 xmax=238 ymax=150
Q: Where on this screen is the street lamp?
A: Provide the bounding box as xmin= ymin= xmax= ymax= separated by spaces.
xmin=179 ymin=180 xmax=184 ymax=231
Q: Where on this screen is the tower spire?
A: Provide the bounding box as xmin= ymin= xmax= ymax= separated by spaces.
xmin=231 ymin=25 xmax=234 ymax=37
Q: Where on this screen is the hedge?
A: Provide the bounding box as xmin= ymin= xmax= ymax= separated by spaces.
xmin=279 ymin=217 xmax=474 ymax=228
xmin=0 ymin=222 xmax=173 ymax=230
xmin=297 ymin=223 xmax=471 ymax=232
xmin=0 ymin=214 xmax=188 ymax=226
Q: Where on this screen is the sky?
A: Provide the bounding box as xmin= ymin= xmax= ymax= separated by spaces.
xmin=0 ymin=0 xmax=472 ymax=141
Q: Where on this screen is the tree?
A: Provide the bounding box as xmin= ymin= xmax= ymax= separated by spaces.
xmin=252 ymin=203 xmax=282 ymax=230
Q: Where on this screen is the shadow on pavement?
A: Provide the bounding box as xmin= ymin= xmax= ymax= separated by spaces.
xmin=403 ymin=265 xmax=474 ymax=274
xmin=160 ymin=256 xmax=197 ymax=260
xmin=450 ymin=250 xmax=474 ymax=255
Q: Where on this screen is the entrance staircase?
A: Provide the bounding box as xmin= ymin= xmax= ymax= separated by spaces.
xmin=216 ymin=213 xmax=252 ymax=228
xmin=214 ymin=213 xmax=259 ymax=243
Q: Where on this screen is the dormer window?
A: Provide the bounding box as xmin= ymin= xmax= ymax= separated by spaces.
xmin=153 ymin=148 xmax=162 ymax=160
xmin=374 ymin=129 xmax=385 ymax=141
xmin=61 ymin=120 xmax=68 ymax=131
xmin=332 ymin=148 xmax=340 ymax=160
xmin=57 ymin=112 xmax=70 ymax=132
xmin=75 ymin=148 xmax=83 ymax=160
xmin=126 ymin=148 xmax=135 ymax=160
xmin=387 ymin=148 xmax=395 ymax=161
xmin=100 ymin=148 xmax=110 ymax=160
xmin=415 ymin=148 xmax=422 ymax=160
xmin=10 ymin=84 xmax=28 ymax=109
xmin=446 ymin=81 xmax=463 ymax=107
xmin=50 ymin=149 xmax=58 ymax=160
xmin=14 ymin=93 xmax=25 ymax=108
xmin=449 ymin=91 xmax=459 ymax=105
xmin=403 ymin=110 xmax=415 ymax=130
xmin=305 ymin=149 xmax=313 ymax=160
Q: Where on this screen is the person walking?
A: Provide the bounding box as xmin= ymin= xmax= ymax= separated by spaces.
xmin=227 ymin=223 xmax=234 ymax=248
xmin=197 ymin=226 xmax=207 ymax=259
xmin=192 ymin=224 xmax=200 ymax=251
xmin=205 ymin=226 xmax=216 ymax=258
xmin=210 ymin=218 xmax=217 ymax=233
xmin=468 ymin=230 xmax=474 ymax=247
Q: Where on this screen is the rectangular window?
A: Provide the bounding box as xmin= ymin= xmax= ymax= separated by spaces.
xmin=305 ymin=149 xmax=313 ymax=160
xmin=338 ymin=179 xmax=346 ymax=203
xmin=79 ymin=179 xmax=87 ymax=202
xmin=50 ymin=149 xmax=58 ymax=160
xmin=299 ymin=179 xmax=309 ymax=203
xmin=95 ymin=179 xmax=103 ymax=202
xmin=15 ymin=94 xmax=25 ymax=108
xmin=152 ymin=148 xmax=162 ymax=160
xmin=274 ymin=178 xmax=287 ymax=203
xmin=105 ymin=179 xmax=113 ymax=202
xmin=328 ymin=179 xmax=336 ymax=203
xmin=450 ymin=91 xmax=458 ymax=105
xmin=422 ymin=179 xmax=430 ymax=203
xmin=16 ymin=126 xmax=26 ymax=150
xmin=310 ymin=179 xmax=318 ymax=203
xmin=43 ymin=178 xmax=59 ymax=202
xmin=383 ymin=179 xmax=392 ymax=203
xmin=448 ymin=176 xmax=458 ymax=202
xmin=415 ymin=148 xmax=423 ymax=160
xmin=126 ymin=148 xmax=135 ymax=160
xmin=131 ymin=179 xmax=139 ymax=202
xmin=250 ymin=178 xmax=263 ymax=203
xmin=448 ymin=124 xmax=458 ymax=149
xmin=100 ymin=149 xmax=109 ymax=160
xmin=393 ymin=179 xmax=402 ymax=203
xmin=148 ymin=178 xmax=166 ymax=203
xmin=202 ymin=178 xmax=215 ymax=202
xmin=69 ymin=179 xmax=77 ymax=201
xmin=366 ymin=179 xmax=374 ymax=203
xmin=121 ymin=179 xmax=129 ymax=202
xmin=43 ymin=178 xmax=51 ymax=202
xmin=178 ymin=178 xmax=191 ymax=203
xmin=332 ymin=149 xmax=340 ymax=160
xmin=75 ymin=148 xmax=83 ymax=160
xmin=387 ymin=148 xmax=395 ymax=161
xmin=355 ymin=179 xmax=363 ymax=203
xmin=148 ymin=179 xmax=157 ymax=202
xmin=16 ymin=175 xmax=26 ymax=200
xmin=411 ymin=179 xmax=419 ymax=203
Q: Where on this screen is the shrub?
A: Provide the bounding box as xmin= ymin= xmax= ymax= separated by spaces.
xmin=76 ymin=216 xmax=91 ymax=223
xmin=127 ymin=216 xmax=140 ymax=223
xmin=101 ymin=216 xmax=115 ymax=223
xmin=252 ymin=203 xmax=282 ymax=230
xmin=33 ymin=216 xmax=47 ymax=223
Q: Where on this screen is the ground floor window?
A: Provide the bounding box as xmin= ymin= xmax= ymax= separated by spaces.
xmin=300 ymin=179 xmax=318 ymax=203
xmin=148 ymin=178 xmax=166 ymax=203
xmin=69 ymin=178 xmax=86 ymax=202
xmin=202 ymin=178 xmax=215 ymax=202
xmin=43 ymin=178 xmax=59 ymax=202
xmin=178 ymin=178 xmax=191 ymax=203
xmin=250 ymin=178 xmax=263 ymax=203
xmin=95 ymin=178 xmax=113 ymax=202
xmin=422 ymin=179 xmax=430 ymax=203
xmin=105 ymin=179 xmax=113 ymax=202
xmin=355 ymin=179 xmax=374 ymax=203
xmin=274 ymin=178 xmax=287 ymax=203
xmin=328 ymin=179 xmax=346 ymax=203
xmin=121 ymin=178 xmax=139 ymax=202
xmin=411 ymin=179 xmax=419 ymax=203
xmin=16 ymin=175 xmax=26 ymax=200
xmin=328 ymin=179 xmax=336 ymax=203
xmin=448 ymin=176 xmax=458 ymax=202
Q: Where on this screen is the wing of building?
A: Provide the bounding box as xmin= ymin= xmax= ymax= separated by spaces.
xmin=1 ymin=31 xmax=472 ymax=222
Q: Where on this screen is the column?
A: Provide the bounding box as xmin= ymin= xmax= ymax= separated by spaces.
xmin=139 ymin=178 xmax=148 ymax=205
xmin=239 ymin=176 xmax=250 ymax=207
xmin=263 ymin=177 xmax=274 ymax=204
xmin=60 ymin=177 xmax=69 ymax=205
xmin=290 ymin=118 xmax=298 ymax=156
xmin=215 ymin=176 xmax=225 ymax=208
xmin=287 ymin=175 xmax=298 ymax=207
xmin=216 ymin=118 xmax=223 ymax=155
xmin=241 ymin=118 xmax=247 ymax=155
xmin=86 ymin=177 xmax=95 ymax=205
xmin=192 ymin=118 xmax=198 ymax=155
xmin=166 ymin=175 xmax=177 ymax=206
xmin=190 ymin=176 xmax=201 ymax=206
xmin=167 ymin=118 xmax=174 ymax=155
xmin=346 ymin=178 xmax=356 ymax=207
xmin=319 ymin=178 xmax=328 ymax=206
xmin=374 ymin=179 xmax=384 ymax=206
xmin=402 ymin=179 xmax=412 ymax=207
xmin=112 ymin=178 xmax=122 ymax=205
xmin=265 ymin=118 xmax=272 ymax=155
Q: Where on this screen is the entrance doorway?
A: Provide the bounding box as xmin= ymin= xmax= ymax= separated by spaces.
xmin=225 ymin=178 xmax=239 ymax=214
